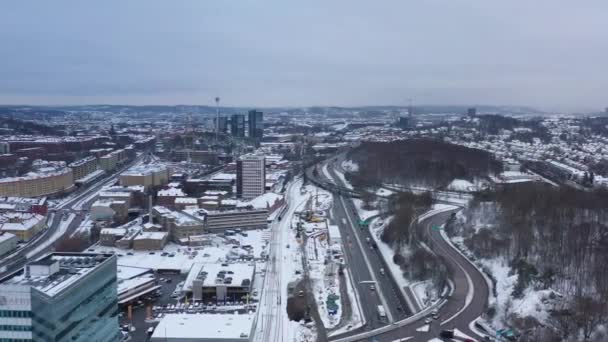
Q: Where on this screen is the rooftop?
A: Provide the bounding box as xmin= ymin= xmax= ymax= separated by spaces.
xmin=0 ymin=252 xmax=114 ymax=297
xmin=151 ymin=313 xmax=254 ymax=340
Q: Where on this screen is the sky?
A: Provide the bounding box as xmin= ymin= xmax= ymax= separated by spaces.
xmin=0 ymin=1 xmax=607 ymax=111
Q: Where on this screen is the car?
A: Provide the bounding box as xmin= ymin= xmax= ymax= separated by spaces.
xmin=369 ymin=285 xmax=375 ymax=291
xmin=424 ymin=317 xmax=432 ymax=324
xmin=298 ymin=290 xmax=305 ymax=297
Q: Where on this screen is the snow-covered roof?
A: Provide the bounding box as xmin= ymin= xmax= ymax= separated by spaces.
xmin=151 ymin=313 xmax=254 ymax=340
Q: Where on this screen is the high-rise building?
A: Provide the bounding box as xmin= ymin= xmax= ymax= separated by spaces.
xmin=0 ymin=252 xmax=119 ymax=342
xmin=467 ymin=107 xmax=477 ymax=117
xmin=247 ymin=110 xmax=264 ymax=140
xmin=230 ymin=114 xmax=245 ymax=137
xmin=214 ymin=117 xmax=228 ymax=134
xmin=236 ymin=154 xmax=265 ymax=200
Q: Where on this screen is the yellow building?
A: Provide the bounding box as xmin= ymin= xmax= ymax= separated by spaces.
xmin=0 ymin=212 xmax=46 ymax=241
xmin=0 ymin=167 xmax=74 ymax=197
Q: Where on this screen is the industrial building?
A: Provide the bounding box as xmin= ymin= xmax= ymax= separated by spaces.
xmin=151 ymin=313 xmax=254 ymax=342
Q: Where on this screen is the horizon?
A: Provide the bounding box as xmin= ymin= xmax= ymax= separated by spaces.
xmin=1 ymin=1 xmax=608 ymax=112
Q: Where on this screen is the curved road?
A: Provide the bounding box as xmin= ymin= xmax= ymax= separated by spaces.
xmin=308 ymin=158 xmax=490 ymax=341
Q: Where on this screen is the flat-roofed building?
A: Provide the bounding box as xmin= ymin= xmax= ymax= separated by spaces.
xmin=68 ymin=155 xmax=98 ymax=181
xmin=132 ymin=231 xmax=169 ymax=251
xmin=183 ymin=262 xmax=255 ymax=302
xmin=151 ymin=313 xmax=255 ymax=342
xmin=0 ymin=252 xmax=119 ymax=342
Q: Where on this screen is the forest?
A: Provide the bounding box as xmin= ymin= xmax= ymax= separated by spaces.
xmin=448 ymin=183 xmax=608 ymax=340
xmin=346 ymin=139 xmax=502 ymax=188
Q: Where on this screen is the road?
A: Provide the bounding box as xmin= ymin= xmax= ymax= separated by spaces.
xmin=309 ymin=157 xmax=490 ymax=341
xmin=0 ymin=154 xmax=145 ymax=277
xmin=254 ymin=178 xmax=310 ymax=342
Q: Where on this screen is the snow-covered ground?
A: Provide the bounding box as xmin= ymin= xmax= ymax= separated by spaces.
xmin=333 ymin=169 xmax=353 ymax=190
xmin=352 ymin=199 xmax=379 ymax=221
xmin=341 ymin=160 xmax=359 ymax=173
xmin=447 ymin=179 xmax=475 ymax=192
xmin=448 ymin=229 xmax=555 ymax=330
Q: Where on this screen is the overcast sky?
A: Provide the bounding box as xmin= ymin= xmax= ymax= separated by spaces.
xmin=1 ymin=1 xmax=607 ymax=111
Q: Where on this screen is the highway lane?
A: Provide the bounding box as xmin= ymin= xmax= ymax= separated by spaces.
xmin=309 ymin=157 xmax=490 ymax=341
xmin=325 ymin=161 xmax=411 ymax=322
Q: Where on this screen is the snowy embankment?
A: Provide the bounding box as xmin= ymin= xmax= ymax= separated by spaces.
xmin=341 ymin=160 xmax=359 ymax=173
xmin=448 ymin=225 xmax=555 ymax=330
xmin=27 ymin=213 xmax=76 ymax=258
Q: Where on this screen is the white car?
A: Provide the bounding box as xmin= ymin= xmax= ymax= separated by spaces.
xmin=424 ymin=317 xmax=432 ymax=324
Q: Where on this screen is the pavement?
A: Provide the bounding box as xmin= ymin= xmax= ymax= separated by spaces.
xmin=308 ymin=158 xmax=491 ymax=342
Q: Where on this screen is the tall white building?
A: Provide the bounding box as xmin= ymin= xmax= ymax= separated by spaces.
xmin=236 ymin=154 xmax=265 ymax=200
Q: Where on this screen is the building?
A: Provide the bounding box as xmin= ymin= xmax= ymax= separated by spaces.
xmin=203 ymin=208 xmax=268 ymax=231
xmin=120 ymin=164 xmax=170 ymax=190
xmin=132 ymin=231 xmax=169 ymax=250
xmin=236 ymin=154 xmax=265 ymax=200
xmin=467 ymin=107 xmax=477 ymax=117
xmin=183 ymin=262 xmax=255 ymax=302
xmin=247 ymin=110 xmax=263 ymax=139
xmin=0 ymin=142 xmax=10 ymax=154
xmin=99 ymin=227 xmax=127 ymax=247
xmin=152 ymin=206 xmax=205 ymax=244
xmin=0 ymin=252 xmax=119 ymax=342
xmin=0 ymin=212 xmax=45 ymax=242
xmin=0 ymin=232 xmax=18 ymax=256
xmin=0 ymin=165 xmax=74 ymax=198
xmin=231 ymin=114 xmax=245 ymax=137
xmin=172 ymin=150 xmax=219 ymax=165
xmin=68 ymin=156 xmax=98 ymax=181
xmin=0 ymin=197 xmax=48 ymax=215
xmin=90 ymin=200 xmax=128 ymax=224
xmin=151 ymin=313 xmax=255 ymax=342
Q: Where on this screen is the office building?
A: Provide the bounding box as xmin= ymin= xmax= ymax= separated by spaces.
xmin=231 ymin=114 xmax=245 ymax=137
xmin=467 ymin=107 xmax=477 ymax=117
xmin=0 ymin=252 xmax=119 ymax=342
xmin=247 ymin=110 xmax=263 ymax=139
xmin=151 ymin=313 xmax=255 ymax=342
xmin=236 ymin=154 xmax=265 ymax=200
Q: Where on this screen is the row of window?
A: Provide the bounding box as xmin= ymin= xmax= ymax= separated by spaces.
xmin=0 ymin=325 xmax=32 ymax=332
xmin=0 ymin=339 xmax=31 ymax=342
xmin=0 ymin=311 xmax=31 ymax=318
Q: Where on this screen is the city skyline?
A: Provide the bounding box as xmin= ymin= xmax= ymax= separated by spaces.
xmin=1 ymin=1 xmax=607 ymax=111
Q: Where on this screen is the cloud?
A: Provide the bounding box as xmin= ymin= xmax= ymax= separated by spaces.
xmin=0 ymin=0 xmax=607 ymax=111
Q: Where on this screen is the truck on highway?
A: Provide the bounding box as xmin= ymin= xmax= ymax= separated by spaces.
xmin=377 ymin=305 xmax=386 ymax=320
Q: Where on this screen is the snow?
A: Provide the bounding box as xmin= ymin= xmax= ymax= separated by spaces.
xmin=447 ymin=179 xmax=475 ymax=192
xmin=352 ymin=199 xmax=379 ymax=221
xmin=151 ymin=313 xmax=255 ymax=340
xmin=90 ymin=229 xmax=267 ymax=273
xmin=415 ymin=324 xmax=430 ymax=332
xmin=333 ymin=169 xmax=353 ymax=190
xmin=411 ymin=280 xmax=433 ymax=309
xmin=341 ymin=160 xmax=359 ymax=173
xmin=328 ymin=269 xmax=364 ymax=337
xmin=26 ymin=213 xmax=75 ymax=258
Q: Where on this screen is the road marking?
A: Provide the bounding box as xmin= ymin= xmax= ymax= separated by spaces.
xmin=339 ymin=195 xmax=394 ymax=323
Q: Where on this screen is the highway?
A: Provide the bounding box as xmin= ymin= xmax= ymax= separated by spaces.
xmin=308 ymin=157 xmax=491 ymax=341
xmin=0 ymin=153 xmax=145 ymax=278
